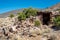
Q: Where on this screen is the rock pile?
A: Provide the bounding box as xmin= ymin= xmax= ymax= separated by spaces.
xmin=0 ymin=16 xmax=60 ymax=40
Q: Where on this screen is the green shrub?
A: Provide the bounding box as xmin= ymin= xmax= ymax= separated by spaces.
xmin=34 ymin=20 xmax=40 ymax=26
xmin=23 ymin=7 xmax=37 ymax=18
xmin=18 ymin=12 xmax=26 ymax=21
xmin=9 ymin=14 xmax=14 ymax=18
xmin=53 ymin=16 xmax=60 ymax=26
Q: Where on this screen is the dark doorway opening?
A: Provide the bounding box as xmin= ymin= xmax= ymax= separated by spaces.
xmin=43 ymin=13 xmax=50 ymax=25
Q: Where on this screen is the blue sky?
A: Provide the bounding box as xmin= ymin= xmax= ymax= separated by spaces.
xmin=0 ymin=0 xmax=60 ymax=14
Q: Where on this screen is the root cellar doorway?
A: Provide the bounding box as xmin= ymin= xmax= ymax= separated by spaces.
xmin=42 ymin=12 xmax=50 ymax=25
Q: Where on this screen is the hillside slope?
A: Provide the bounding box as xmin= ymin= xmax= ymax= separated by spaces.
xmin=47 ymin=3 xmax=60 ymax=10
xmin=0 ymin=9 xmax=23 ymax=18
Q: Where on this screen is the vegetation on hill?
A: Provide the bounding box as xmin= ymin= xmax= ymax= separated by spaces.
xmin=9 ymin=14 xmax=14 ymax=18
xmin=53 ymin=16 xmax=60 ymax=26
xmin=18 ymin=12 xmax=26 ymax=21
xmin=34 ymin=20 xmax=40 ymax=26
xmin=23 ymin=7 xmax=38 ymax=18
xmin=17 ymin=7 xmax=38 ymax=21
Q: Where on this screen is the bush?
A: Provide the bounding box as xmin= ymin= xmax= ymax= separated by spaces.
xmin=9 ymin=14 xmax=14 ymax=18
xmin=18 ymin=12 xmax=26 ymax=21
xmin=23 ymin=7 xmax=37 ymax=18
xmin=34 ymin=20 xmax=40 ymax=26
xmin=53 ymin=16 xmax=60 ymax=26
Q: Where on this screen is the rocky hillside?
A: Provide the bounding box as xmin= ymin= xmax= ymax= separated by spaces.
xmin=0 ymin=7 xmax=60 ymax=40
xmin=0 ymin=15 xmax=60 ymax=40
xmin=0 ymin=17 xmax=56 ymax=40
xmin=50 ymin=3 xmax=60 ymax=9
xmin=47 ymin=3 xmax=60 ymax=11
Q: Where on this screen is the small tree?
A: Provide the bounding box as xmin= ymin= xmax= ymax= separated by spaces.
xmin=18 ymin=12 xmax=26 ymax=21
xmin=34 ymin=20 xmax=40 ymax=27
xmin=9 ymin=14 xmax=14 ymax=18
